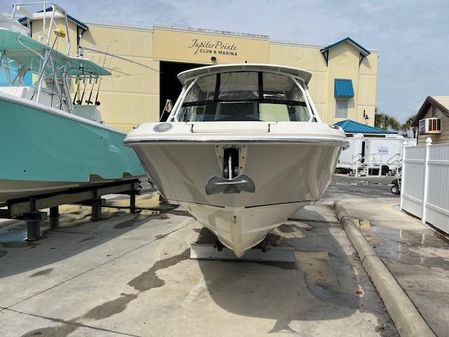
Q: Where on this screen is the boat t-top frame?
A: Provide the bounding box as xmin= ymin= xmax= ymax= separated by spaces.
xmin=0 ymin=2 xmax=110 ymax=114
xmin=11 ymin=2 xmax=72 ymax=54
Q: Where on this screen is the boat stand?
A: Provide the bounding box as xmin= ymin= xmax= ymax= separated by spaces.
xmin=16 ymin=211 xmax=48 ymax=241
xmin=190 ymin=243 xmax=296 ymax=263
xmin=0 ymin=179 xmax=141 ymax=241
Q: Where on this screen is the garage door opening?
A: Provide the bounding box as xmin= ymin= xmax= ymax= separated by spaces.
xmin=159 ymin=61 xmax=204 ymax=120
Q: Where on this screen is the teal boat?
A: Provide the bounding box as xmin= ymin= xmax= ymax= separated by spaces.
xmin=0 ymin=7 xmax=144 ymax=203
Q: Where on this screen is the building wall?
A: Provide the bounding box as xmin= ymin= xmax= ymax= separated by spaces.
xmin=417 ymin=106 xmax=449 ymax=145
xmin=30 ymin=18 xmax=79 ymax=56
xmin=269 ymin=42 xmax=328 ymax=120
xmin=81 ymin=24 xmax=159 ymax=131
xmin=28 ymin=19 xmax=378 ymax=132
xmin=270 ymin=41 xmax=377 ymax=125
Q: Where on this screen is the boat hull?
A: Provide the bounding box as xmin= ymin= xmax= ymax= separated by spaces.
xmin=130 ymin=141 xmax=341 ymax=256
xmin=0 ymin=93 xmax=145 ymax=203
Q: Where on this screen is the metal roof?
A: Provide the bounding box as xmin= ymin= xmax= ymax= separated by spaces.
xmin=177 ymin=63 xmax=312 ymax=85
xmin=320 ymin=37 xmax=370 ymax=57
xmin=334 ymin=119 xmax=397 ymax=135
xmin=334 ymin=79 xmax=354 ymax=98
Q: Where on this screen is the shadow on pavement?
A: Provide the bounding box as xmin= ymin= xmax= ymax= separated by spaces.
xmin=0 ymin=208 xmax=159 ymax=279
xmin=194 ymin=207 xmax=378 ymax=334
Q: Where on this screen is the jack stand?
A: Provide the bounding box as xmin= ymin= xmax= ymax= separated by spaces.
xmin=91 ymin=199 xmax=103 ymax=221
xmin=129 ymin=191 xmax=137 ymax=214
xmin=17 ymin=211 xmax=48 ymax=241
xmin=49 ymin=206 xmax=59 ymax=218
xmin=49 ymin=206 xmax=59 ymax=229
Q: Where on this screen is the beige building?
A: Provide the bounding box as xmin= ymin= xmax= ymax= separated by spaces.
xmin=413 ymin=96 xmax=449 ymax=145
xmin=29 ymin=14 xmax=379 ymax=132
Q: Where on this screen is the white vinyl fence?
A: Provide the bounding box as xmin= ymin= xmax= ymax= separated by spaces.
xmin=401 ymin=138 xmax=449 ymax=234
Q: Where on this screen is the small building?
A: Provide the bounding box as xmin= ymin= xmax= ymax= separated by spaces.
xmin=413 ymin=96 xmax=449 ymax=145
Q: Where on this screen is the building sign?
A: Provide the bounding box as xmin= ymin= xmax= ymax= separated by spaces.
xmin=188 ymin=38 xmax=238 ymax=56
xmin=153 ymin=28 xmax=270 ymax=64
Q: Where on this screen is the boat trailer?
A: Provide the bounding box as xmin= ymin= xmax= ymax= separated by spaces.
xmin=190 ymin=235 xmax=296 ymax=263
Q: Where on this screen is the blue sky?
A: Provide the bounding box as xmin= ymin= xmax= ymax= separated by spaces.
xmin=2 ymin=0 xmax=448 ymax=122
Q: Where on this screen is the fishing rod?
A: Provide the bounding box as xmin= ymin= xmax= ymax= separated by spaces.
xmin=77 ymin=76 xmax=87 ymax=105
xmin=85 ymin=76 xmax=97 ymax=105
xmin=93 ymin=46 xmax=110 ymax=106
xmin=72 ymin=77 xmax=79 ymax=104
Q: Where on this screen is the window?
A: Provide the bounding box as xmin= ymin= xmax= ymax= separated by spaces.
xmin=0 ymin=57 xmax=31 ymax=86
xmin=219 ymin=72 xmax=259 ymax=101
xmin=178 ymin=71 xmax=311 ymax=122
xmin=429 ymin=118 xmax=441 ymax=132
xmin=184 ymin=74 xmax=216 ymax=103
xmin=335 ymin=99 xmax=348 ymax=118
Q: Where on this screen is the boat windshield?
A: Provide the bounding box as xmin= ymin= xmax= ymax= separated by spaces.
xmin=177 ymin=71 xmax=311 ymax=122
xmin=0 ymin=55 xmax=32 ymax=86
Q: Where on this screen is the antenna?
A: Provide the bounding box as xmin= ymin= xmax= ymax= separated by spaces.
xmin=79 ymin=45 xmax=160 ymax=73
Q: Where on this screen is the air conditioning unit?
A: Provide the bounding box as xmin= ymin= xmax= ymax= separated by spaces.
xmin=419 ymin=118 xmax=442 ymax=134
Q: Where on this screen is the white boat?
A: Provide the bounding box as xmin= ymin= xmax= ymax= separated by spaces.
xmin=126 ymin=64 xmax=348 ymax=257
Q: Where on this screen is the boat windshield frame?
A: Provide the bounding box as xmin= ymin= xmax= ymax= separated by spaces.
xmin=169 ymin=70 xmax=320 ymax=123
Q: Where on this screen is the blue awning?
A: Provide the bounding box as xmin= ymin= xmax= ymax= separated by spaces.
xmin=334 ymin=120 xmax=397 ymax=135
xmin=334 ymin=79 xmax=354 ymax=98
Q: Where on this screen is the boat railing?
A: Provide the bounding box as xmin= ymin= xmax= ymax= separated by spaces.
xmin=350 ymin=152 xmax=402 ymax=177
xmin=11 ymin=2 xmax=71 ymax=55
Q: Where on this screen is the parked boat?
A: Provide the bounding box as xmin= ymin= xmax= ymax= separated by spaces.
xmin=126 ymin=64 xmax=348 ymax=256
xmin=0 ymin=5 xmax=144 ymax=203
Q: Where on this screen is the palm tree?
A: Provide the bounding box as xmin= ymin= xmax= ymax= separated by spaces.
xmin=401 ymin=116 xmax=417 ymax=138
xmin=387 ymin=115 xmax=401 ymax=131
xmin=374 ymin=112 xmax=386 ymax=128
xmin=375 ymin=112 xmax=401 ymax=131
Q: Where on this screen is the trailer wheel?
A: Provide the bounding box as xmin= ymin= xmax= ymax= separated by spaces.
xmin=391 ymin=185 xmax=400 ymax=195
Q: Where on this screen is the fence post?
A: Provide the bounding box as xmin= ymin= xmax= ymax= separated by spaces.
xmin=421 ymin=137 xmax=432 ymax=224
xmin=400 ymin=141 xmax=408 ymax=211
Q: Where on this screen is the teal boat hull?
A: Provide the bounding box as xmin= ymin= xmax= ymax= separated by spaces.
xmin=0 ymin=93 xmax=145 ymax=202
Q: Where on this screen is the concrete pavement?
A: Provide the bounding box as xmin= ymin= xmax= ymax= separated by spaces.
xmin=329 ymin=177 xmax=449 ymax=337
xmin=0 ymin=196 xmax=398 ymax=337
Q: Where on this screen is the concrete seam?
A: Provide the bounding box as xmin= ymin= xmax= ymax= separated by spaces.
xmin=3 ymin=307 xmax=144 ymax=337
xmin=334 ymin=201 xmax=437 ymax=337
xmin=5 ymin=218 xmax=194 ymax=310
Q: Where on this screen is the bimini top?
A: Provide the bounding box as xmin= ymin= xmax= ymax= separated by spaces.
xmin=178 ymin=63 xmax=313 ymax=86
xmin=0 ymin=28 xmax=111 ymax=76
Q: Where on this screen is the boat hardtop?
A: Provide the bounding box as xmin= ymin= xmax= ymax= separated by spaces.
xmin=0 ymin=28 xmax=111 ymax=77
xmin=178 ymin=63 xmax=312 ymax=85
